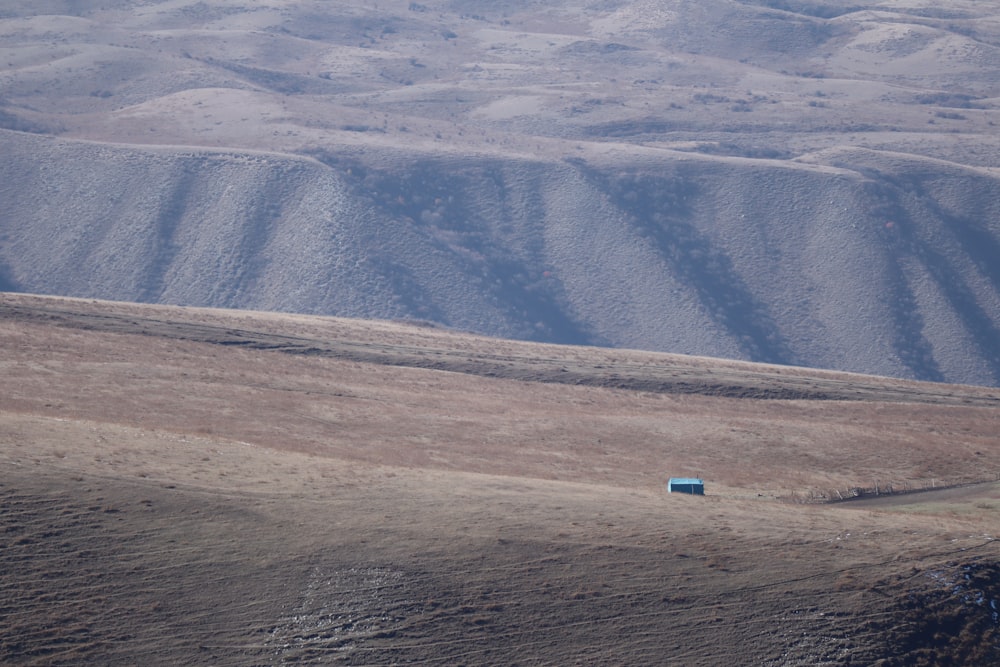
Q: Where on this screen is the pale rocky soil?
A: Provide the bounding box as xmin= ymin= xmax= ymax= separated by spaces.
xmin=2 ymin=293 xmax=999 ymax=664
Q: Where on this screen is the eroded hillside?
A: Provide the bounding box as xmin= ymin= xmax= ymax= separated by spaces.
xmin=2 ymin=0 xmax=1000 ymax=385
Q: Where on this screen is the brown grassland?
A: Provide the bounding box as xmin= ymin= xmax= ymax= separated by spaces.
xmin=2 ymin=292 xmax=999 ymax=665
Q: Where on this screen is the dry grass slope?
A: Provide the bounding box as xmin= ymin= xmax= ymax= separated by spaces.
xmin=1 ymin=293 xmax=999 ymax=665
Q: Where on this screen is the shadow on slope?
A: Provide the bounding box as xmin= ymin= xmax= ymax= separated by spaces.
xmin=0 ymin=107 xmax=51 ymax=134
xmin=0 ymin=262 xmax=18 ymax=293
xmin=866 ymin=176 xmax=1000 ymax=385
xmin=656 ymin=0 xmax=848 ymax=64
xmin=878 ymin=560 xmax=1000 ymax=666
xmin=735 ymin=0 xmax=865 ymax=20
xmin=136 ymin=167 xmax=197 ymax=303
xmin=576 ymin=162 xmax=795 ymax=365
xmin=308 ymin=152 xmax=597 ymax=346
xmin=862 ymin=182 xmax=945 ymax=383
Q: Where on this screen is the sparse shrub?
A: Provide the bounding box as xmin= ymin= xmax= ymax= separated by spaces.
xmin=466 ymin=615 xmax=492 ymax=626
xmin=915 ymin=92 xmax=979 ymax=108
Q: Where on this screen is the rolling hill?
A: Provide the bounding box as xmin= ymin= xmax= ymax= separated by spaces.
xmin=2 ymin=292 xmax=999 ymax=664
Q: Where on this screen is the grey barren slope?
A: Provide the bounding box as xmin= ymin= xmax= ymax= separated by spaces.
xmin=2 ymin=0 xmax=1000 ymax=385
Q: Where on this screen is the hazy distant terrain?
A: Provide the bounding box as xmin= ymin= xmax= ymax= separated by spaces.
xmin=2 ymin=0 xmax=1000 ymax=385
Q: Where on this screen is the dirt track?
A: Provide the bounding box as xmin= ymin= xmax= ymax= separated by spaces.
xmin=2 ymin=293 xmax=1000 ymax=665
xmin=843 ymin=480 xmax=1000 ymax=509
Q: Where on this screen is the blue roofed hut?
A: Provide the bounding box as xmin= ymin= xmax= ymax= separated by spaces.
xmin=668 ymin=478 xmax=705 ymax=495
